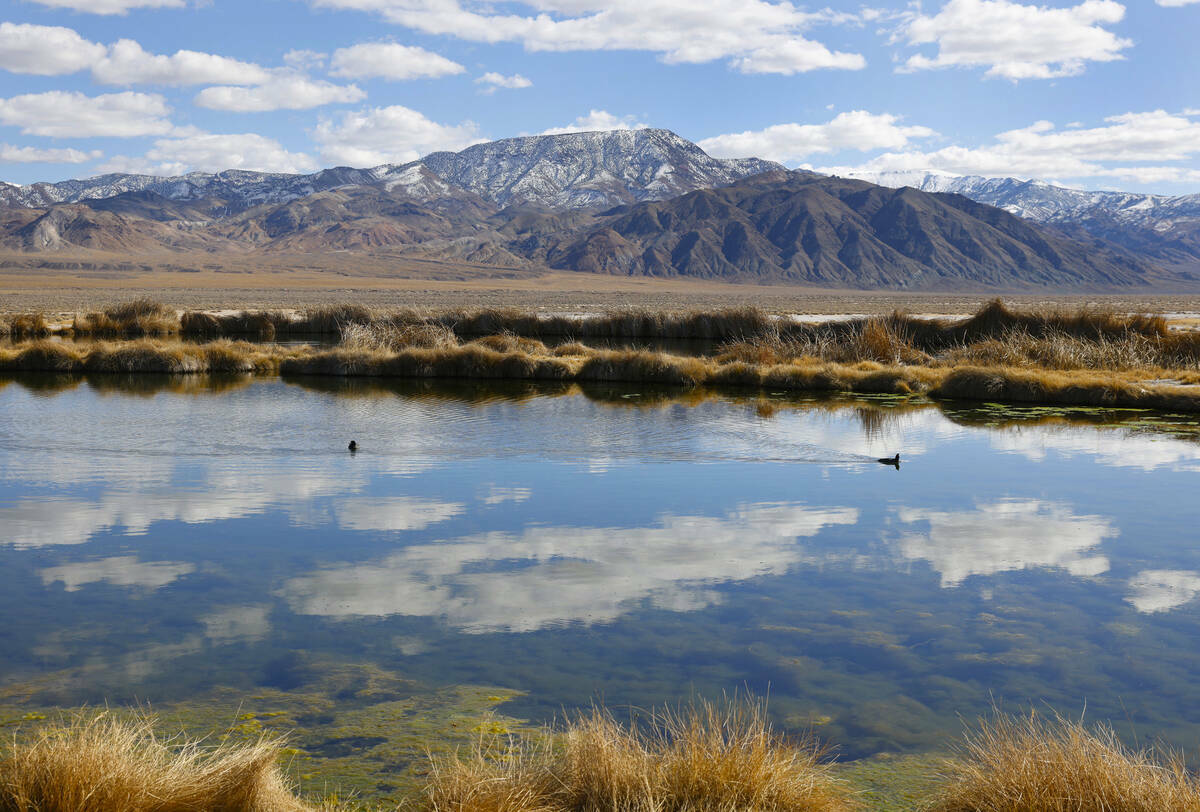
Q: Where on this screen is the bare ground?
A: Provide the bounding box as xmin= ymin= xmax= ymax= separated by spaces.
xmin=4 ymin=251 xmax=1200 ymax=319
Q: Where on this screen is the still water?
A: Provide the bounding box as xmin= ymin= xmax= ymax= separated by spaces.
xmin=2 ymin=374 xmax=1200 ymax=795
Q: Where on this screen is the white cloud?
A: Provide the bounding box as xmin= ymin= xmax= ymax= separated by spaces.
xmin=98 ymin=132 xmax=318 ymax=175
xmin=698 ymin=111 xmax=937 ymax=164
xmin=481 ymin=486 xmax=532 ymax=505
xmin=1127 ymin=570 xmax=1200 ymax=613
xmin=310 ymin=0 xmax=866 ymax=75
xmin=896 ymin=500 xmax=1116 ymax=587
xmin=1155 ymin=0 xmax=1199 ymax=6
xmin=820 ymin=110 xmax=1200 ymax=185
xmin=281 ymin=502 xmax=859 ymax=631
xmin=541 ymin=109 xmax=647 ymax=135
xmin=475 ymin=71 xmax=532 ymax=94
xmin=25 ymin=0 xmax=185 ymax=12
xmin=314 ymin=104 xmax=484 ymax=166
xmin=330 ymin=42 xmax=464 ymax=80
xmin=195 ymin=75 xmax=365 ymax=112
xmin=0 ymin=22 xmax=107 ymax=76
xmin=40 ymin=556 xmax=194 ymax=592
xmin=92 ymin=39 xmax=271 ymax=86
xmin=284 ymin=49 xmax=327 ymax=70
xmin=0 ymin=143 xmax=100 ymax=163
xmin=0 ymin=91 xmax=172 ymax=137
xmin=899 ymin=0 xmax=1131 ymax=79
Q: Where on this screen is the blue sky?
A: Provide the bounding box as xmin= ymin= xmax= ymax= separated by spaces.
xmin=0 ymin=0 xmax=1197 ymax=192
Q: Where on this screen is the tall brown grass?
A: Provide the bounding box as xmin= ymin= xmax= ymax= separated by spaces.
xmin=424 ymin=698 xmax=852 ymax=812
xmin=6 ymin=314 xmax=50 ymax=339
xmin=0 ymin=712 xmax=311 ymax=812
xmin=929 ymin=710 xmax=1200 ymax=812
xmin=73 ymin=299 xmax=177 ymax=337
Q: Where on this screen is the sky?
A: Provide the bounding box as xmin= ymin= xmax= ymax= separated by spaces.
xmin=0 ymin=0 xmax=1197 ymax=193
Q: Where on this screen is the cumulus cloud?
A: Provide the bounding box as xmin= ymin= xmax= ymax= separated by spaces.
xmin=314 ymin=104 xmax=485 ymax=166
xmin=541 ymin=109 xmax=647 ymax=135
xmin=0 ymin=22 xmax=108 ymax=76
xmin=0 ymin=91 xmax=172 ymax=138
xmin=0 ymin=143 xmax=100 ymax=163
xmin=92 ymin=39 xmax=271 ymax=86
xmin=899 ymin=0 xmax=1131 ymax=79
xmin=896 ymin=500 xmax=1116 ymax=587
xmin=25 ymin=0 xmax=185 ymax=12
xmin=98 ymin=132 xmax=318 ymax=175
xmin=0 ymin=24 xmax=271 ymax=88
xmin=330 ymin=42 xmax=464 ymax=79
xmin=195 ymin=75 xmax=365 ymax=112
xmin=698 ymin=111 xmax=937 ymax=164
xmin=819 ymin=110 xmax=1200 ymax=185
xmin=475 ymin=71 xmax=532 ymax=93
xmin=310 ymin=0 xmax=866 ymax=75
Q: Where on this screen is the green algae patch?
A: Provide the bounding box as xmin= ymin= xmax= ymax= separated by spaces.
xmin=838 ymin=752 xmax=950 ymax=810
xmin=0 ymin=661 xmax=530 ymax=806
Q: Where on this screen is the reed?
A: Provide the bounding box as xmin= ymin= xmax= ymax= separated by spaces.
xmin=0 ymin=712 xmax=311 ymax=812
xmin=73 ymin=299 xmax=177 ymax=337
xmin=928 ymin=710 xmax=1200 ymax=812
xmin=423 ymin=698 xmax=852 ymax=812
xmin=0 ymin=340 xmax=288 ymax=375
xmin=7 ymin=314 xmax=50 ymax=339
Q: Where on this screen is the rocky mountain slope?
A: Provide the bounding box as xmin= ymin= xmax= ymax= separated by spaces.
xmin=499 ymin=171 xmax=1180 ymax=289
xmin=843 ymin=170 xmax=1200 ymax=270
xmin=1 ymin=131 xmax=1196 ymax=290
xmin=0 ymin=129 xmax=781 ymax=213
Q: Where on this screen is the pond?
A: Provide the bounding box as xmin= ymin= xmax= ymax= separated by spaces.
xmin=2 ymin=374 xmax=1200 ymax=799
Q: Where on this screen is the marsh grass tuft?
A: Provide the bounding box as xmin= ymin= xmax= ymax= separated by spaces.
xmin=929 ymin=710 xmax=1200 ymax=812
xmin=0 ymin=711 xmax=311 ymax=812
xmin=74 ymin=299 xmax=177 ymax=338
xmin=6 ymin=314 xmax=50 ymax=339
xmin=424 ymin=698 xmax=853 ymax=812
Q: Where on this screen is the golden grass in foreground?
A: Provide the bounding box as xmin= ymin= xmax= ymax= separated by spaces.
xmin=0 ymin=712 xmax=311 ymax=812
xmin=929 ymin=710 xmax=1200 ymax=812
xmin=425 ymin=699 xmax=852 ymax=812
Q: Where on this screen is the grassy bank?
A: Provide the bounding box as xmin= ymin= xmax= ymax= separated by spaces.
xmin=4 ymin=704 xmax=1198 ymax=811
xmin=4 ymin=300 xmax=1200 ymax=411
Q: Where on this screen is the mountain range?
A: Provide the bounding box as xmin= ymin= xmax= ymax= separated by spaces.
xmin=844 ymin=170 xmax=1200 ymax=273
xmin=0 ymin=128 xmax=1196 ymax=291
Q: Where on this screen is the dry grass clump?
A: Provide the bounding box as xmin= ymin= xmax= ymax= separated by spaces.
xmin=74 ymin=299 xmax=178 ymax=337
xmin=929 ymin=710 xmax=1200 ymax=812
xmin=423 ymin=698 xmax=852 ymax=812
xmin=718 ymin=300 xmax=1200 ymax=374
xmin=0 ymin=712 xmax=311 ymax=812
xmin=433 ymin=306 xmax=773 ymax=340
xmin=7 ymin=314 xmax=50 ymax=339
xmin=576 ymin=350 xmax=711 ymax=386
xmin=292 ymin=304 xmax=373 ymax=333
xmin=0 ymin=340 xmax=286 ymax=375
xmin=181 ymin=310 xmax=287 ymax=340
xmin=341 ymin=321 xmax=460 ymax=352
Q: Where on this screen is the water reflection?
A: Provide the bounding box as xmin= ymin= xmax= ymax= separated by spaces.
xmin=895 ymin=500 xmax=1116 ymax=587
xmin=281 ymin=502 xmax=859 ymax=632
xmin=1127 ymin=570 xmax=1200 ymax=613
xmin=6 ymin=374 xmax=1200 ymax=772
xmin=39 ymin=555 xmax=196 ymax=592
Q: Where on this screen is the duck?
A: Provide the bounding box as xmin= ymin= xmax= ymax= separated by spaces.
xmin=348 ymin=440 xmax=358 ymax=452
xmin=877 ymin=453 xmax=900 ymax=469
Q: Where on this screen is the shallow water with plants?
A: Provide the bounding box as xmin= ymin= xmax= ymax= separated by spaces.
xmin=3 ymin=374 xmax=1200 ymax=803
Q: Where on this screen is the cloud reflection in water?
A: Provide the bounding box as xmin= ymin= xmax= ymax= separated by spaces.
xmin=281 ymin=502 xmax=859 ymax=632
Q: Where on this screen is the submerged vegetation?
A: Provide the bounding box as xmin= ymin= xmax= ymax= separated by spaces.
xmin=4 ymin=299 xmax=1200 ymax=411
xmin=4 ymin=702 xmax=1200 ymax=812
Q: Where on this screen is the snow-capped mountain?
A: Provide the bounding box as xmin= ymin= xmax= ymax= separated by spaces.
xmin=0 ymin=129 xmax=783 ymax=213
xmin=839 ymin=170 xmax=1200 ymax=233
